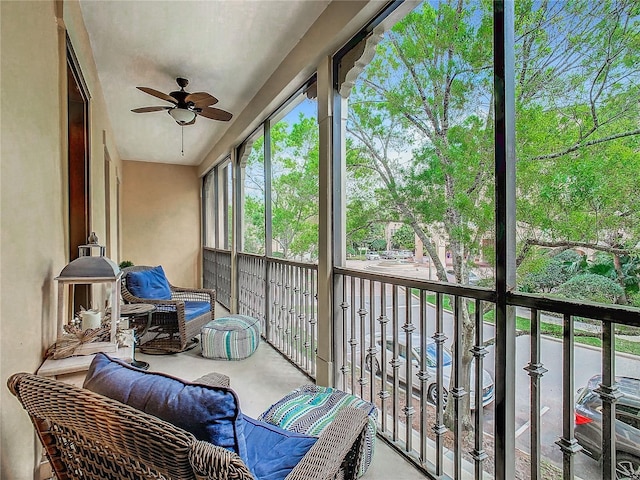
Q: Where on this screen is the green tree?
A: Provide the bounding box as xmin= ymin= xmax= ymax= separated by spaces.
xmin=391 ymin=224 xmax=415 ymax=250
xmin=270 ymin=116 xmax=320 ymax=259
xmin=243 ymin=114 xmax=320 ymax=260
xmin=243 ymin=137 xmax=266 ymax=254
xmin=243 ymin=196 xmax=266 ymax=255
xmin=346 ymin=0 xmax=640 ymax=431
xmin=519 ymin=249 xmax=584 ymax=293
xmin=370 ymin=238 xmax=387 ymax=252
xmin=514 ymin=0 xmax=640 ymax=300
xmin=347 ymin=0 xmax=495 ymax=431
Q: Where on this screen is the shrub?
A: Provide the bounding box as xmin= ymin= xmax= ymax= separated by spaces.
xmin=554 ymin=274 xmax=624 ymax=304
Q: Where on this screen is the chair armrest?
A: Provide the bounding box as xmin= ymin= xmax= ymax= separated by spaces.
xmin=121 ymin=296 xmax=186 ymax=318
xmin=188 ymin=440 xmax=254 ymax=480
xmin=192 ymin=372 xmax=231 ymax=388
xmin=170 ymin=286 xmax=216 ymax=304
xmin=285 ymin=407 xmax=368 ymax=480
xmin=122 ymin=291 xmax=184 ymax=307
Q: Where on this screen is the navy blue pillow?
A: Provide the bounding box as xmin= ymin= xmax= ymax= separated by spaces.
xmin=83 ymin=354 xmax=247 ymax=462
xmin=126 ymin=266 xmax=172 ymax=300
xmin=243 ymin=415 xmax=317 ymax=480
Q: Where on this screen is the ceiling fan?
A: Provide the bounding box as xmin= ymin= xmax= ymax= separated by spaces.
xmin=132 ymin=77 xmax=232 ymax=126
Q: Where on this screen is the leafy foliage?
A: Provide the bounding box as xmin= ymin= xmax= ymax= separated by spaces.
xmin=555 ymin=274 xmax=624 ymax=304
xmin=343 ymin=0 xmax=640 ymax=430
xmin=391 ymin=224 xmax=415 ymax=250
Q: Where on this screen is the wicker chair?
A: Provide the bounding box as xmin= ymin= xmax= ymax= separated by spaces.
xmin=120 ymin=265 xmax=215 ymax=353
xmin=8 ymin=372 xmax=369 ymax=480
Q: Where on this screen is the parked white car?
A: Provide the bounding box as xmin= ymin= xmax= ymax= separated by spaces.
xmin=365 ymin=252 xmax=381 ymax=260
xmin=365 ymin=335 xmax=494 ymax=409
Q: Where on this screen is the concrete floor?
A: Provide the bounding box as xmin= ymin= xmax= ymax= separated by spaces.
xmin=136 ymin=339 xmax=425 ymax=480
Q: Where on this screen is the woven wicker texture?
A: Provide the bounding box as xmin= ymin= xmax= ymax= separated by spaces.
xmin=8 ymin=373 xmax=369 ymax=480
xmin=201 ymin=315 xmax=260 ymax=360
xmin=121 ymin=265 xmax=215 ymax=353
xmin=7 ymin=373 xmax=252 ymax=480
xmin=194 ymin=372 xmax=231 ymax=388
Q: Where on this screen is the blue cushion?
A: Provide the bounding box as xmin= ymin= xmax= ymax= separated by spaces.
xmin=156 ymin=301 xmax=211 ymax=321
xmin=184 ymin=301 xmax=211 ymax=320
xmin=83 ymin=353 xmax=247 ymax=462
xmin=243 ymin=415 xmax=317 ymax=480
xmin=126 ymin=266 xmax=172 ymax=300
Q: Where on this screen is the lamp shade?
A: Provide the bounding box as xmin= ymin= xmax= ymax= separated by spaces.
xmin=169 ymin=107 xmax=196 ymax=125
xmin=57 ymin=256 xmax=120 ymax=279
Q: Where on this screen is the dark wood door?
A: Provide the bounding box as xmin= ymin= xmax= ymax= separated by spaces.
xmin=67 ymin=50 xmax=90 ymax=311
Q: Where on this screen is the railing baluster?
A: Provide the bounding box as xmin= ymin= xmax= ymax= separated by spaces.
xmin=433 ymin=291 xmax=446 ymax=477
xmin=525 ymin=308 xmax=547 ymax=480
xmin=418 ymin=288 xmax=428 ymax=463
xmin=472 ymin=298 xmax=488 ymax=477
xmin=277 ymin=263 xmax=285 ymax=351
xmin=349 ymin=275 xmax=357 ymax=394
xmin=339 ymin=278 xmax=350 ymax=392
xmin=556 ymin=313 xmax=581 ymax=479
xmin=358 ymin=277 xmax=368 ymax=399
xmin=293 ymin=266 xmax=300 ymax=366
xmin=403 ymin=286 xmax=415 ymax=453
xmin=596 ymin=319 xmax=620 ymax=480
xmin=310 ymin=270 xmax=317 ymax=378
xmin=452 ymin=295 xmax=463 ymax=479
xmin=379 ymin=282 xmax=389 ymax=435
xmin=286 ymin=264 xmax=293 ymax=358
xmin=368 ymin=279 xmax=377 ymax=405
xmin=302 ymin=267 xmax=309 ymax=372
xmin=391 ymin=284 xmax=400 ymax=442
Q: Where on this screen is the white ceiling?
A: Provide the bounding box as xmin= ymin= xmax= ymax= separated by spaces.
xmin=79 ymin=0 xmax=331 ymax=166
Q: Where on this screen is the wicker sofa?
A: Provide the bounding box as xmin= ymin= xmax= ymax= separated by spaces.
xmin=120 ymin=265 xmax=215 ymax=353
xmin=8 ymin=356 xmax=369 ymax=480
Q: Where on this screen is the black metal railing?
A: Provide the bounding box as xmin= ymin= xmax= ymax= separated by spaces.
xmin=236 ymin=253 xmax=318 ymax=378
xmin=203 ymin=247 xmax=231 ymax=310
xmin=334 ymin=266 xmax=640 ymax=480
xmin=204 ymin=248 xmax=640 ymax=479
xmin=334 ymin=267 xmax=496 ymax=478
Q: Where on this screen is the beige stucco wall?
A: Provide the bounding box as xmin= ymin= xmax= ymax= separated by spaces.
xmin=1 ymin=1 xmax=123 ymax=478
xmin=121 ymin=161 xmax=202 ymax=288
xmin=1 ymin=3 xmax=66 ymax=477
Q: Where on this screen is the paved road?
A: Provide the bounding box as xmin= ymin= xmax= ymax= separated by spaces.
xmin=342 ymin=271 xmax=639 ymax=478
xmin=482 ymin=334 xmax=640 ymax=479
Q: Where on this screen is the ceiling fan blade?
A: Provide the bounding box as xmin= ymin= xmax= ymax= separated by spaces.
xmin=185 ymin=92 xmax=219 ymax=106
xmin=131 ymin=106 xmax=172 ymax=113
xmin=137 ymin=87 xmax=177 ymax=104
xmin=197 ymin=106 xmax=233 ymax=121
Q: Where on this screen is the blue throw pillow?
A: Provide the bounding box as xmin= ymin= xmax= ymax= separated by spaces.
xmin=126 ymin=266 xmax=172 ymax=300
xmin=243 ymin=415 xmax=317 ymax=480
xmin=83 ymin=353 xmax=247 ymax=462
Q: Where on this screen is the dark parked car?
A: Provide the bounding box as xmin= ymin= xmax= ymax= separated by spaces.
xmin=574 ymin=375 xmax=640 ymax=479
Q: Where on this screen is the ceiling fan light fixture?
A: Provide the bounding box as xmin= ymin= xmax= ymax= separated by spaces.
xmin=169 ymin=107 xmax=196 ymax=125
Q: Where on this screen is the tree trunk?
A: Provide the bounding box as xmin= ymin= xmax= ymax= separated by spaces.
xmin=443 ymin=303 xmax=475 ymax=435
xmin=613 ymin=253 xmax=628 ymax=305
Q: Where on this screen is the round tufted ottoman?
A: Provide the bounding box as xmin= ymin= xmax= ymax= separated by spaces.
xmin=200 ymin=314 xmax=260 ymax=360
